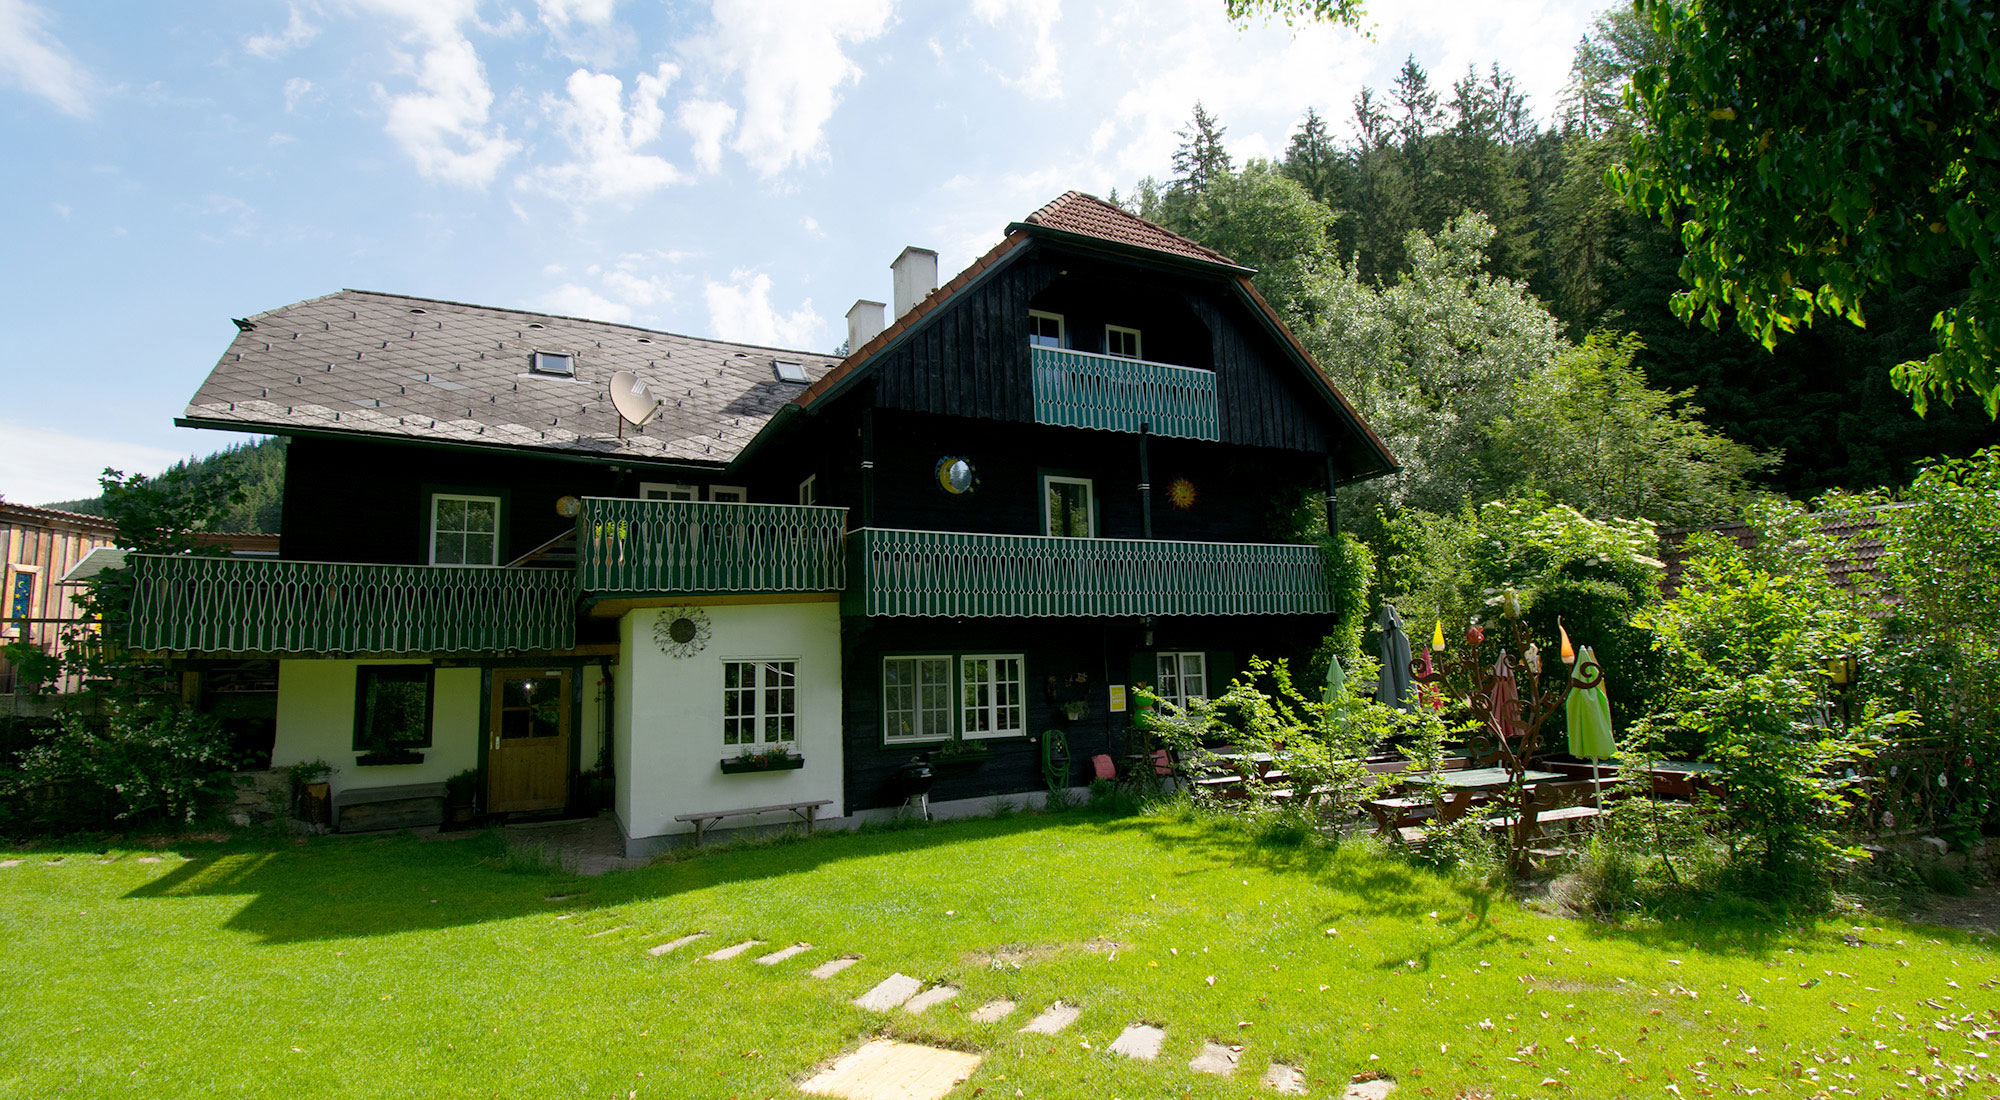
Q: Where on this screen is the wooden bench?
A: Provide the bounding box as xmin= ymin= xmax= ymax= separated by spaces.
xmin=333 ymin=782 xmax=447 ymax=832
xmin=674 ymin=800 xmax=833 ymax=846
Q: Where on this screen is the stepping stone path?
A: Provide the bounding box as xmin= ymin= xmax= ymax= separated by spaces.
xmin=757 ymin=943 xmax=811 ymax=965
xmin=0 ymin=860 xmax=21 ymax=868
xmin=902 ymin=985 xmax=959 ymax=1014
xmin=1343 ymin=1080 xmax=1396 ymax=1100
xmin=968 ymin=999 xmax=1016 ymax=1024
xmin=800 ymin=1038 xmax=981 ymax=1100
xmin=1108 ymin=1024 xmax=1166 ymax=1061
xmin=809 ymin=956 xmax=859 ymax=980
xmin=136 ymin=857 xmax=160 ymax=864
xmin=1263 ymin=1062 xmax=1307 ymax=1094
xmin=1190 ymin=1042 xmax=1240 ymax=1076
xmin=703 ymin=939 xmax=763 ymax=961
xmin=647 ymin=933 xmax=707 ymax=956
xmin=1019 ymin=1002 xmax=1080 ymax=1034
xmin=854 ymin=973 xmax=924 ymax=1011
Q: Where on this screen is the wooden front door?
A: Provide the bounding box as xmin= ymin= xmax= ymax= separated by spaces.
xmin=488 ymin=668 xmax=572 ymax=814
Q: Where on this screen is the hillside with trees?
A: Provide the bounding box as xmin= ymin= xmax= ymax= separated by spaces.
xmin=45 ymin=437 xmax=285 ymax=535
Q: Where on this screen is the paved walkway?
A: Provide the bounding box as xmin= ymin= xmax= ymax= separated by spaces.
xmin=504 ymin=813 xmax=648 ymax=876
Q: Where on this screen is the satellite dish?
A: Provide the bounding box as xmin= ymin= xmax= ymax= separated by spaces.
xmin=608 ymin=370 xmax=660 ymax=428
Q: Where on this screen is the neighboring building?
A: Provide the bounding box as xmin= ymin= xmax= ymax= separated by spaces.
xmin=131 ymin=193 xmax=1397 ymax=854
xmin=1 ymin=501 xmax=119 ymax=692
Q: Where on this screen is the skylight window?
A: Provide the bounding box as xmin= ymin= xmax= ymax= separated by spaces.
xmin=773 ymin=359 xmax=809 ymax=384
xmin=529 ymin=351 xmax=575 ymax=377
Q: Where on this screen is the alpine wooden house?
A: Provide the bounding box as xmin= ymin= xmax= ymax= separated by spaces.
xmin=134 ymin=193 xmax=1396 ymax=854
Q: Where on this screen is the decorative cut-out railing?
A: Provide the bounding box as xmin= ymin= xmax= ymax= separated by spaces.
xmin=126 ymin=554 xmax=575 ymax=655
xmin=850 ymin=529 xmax=1334 ymax=618
xmin=576 ymin=497 xmax=848 ymax=595
xmin=1030 ymin=345 xmax=1220 ymax=441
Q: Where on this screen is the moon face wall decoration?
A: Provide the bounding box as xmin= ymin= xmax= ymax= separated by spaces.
xmin=936 ymin=457 xmax=977 ymax=495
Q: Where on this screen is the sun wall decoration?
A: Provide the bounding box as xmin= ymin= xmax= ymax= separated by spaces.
xmin=653 ymin=606 xmax=712 ymax=658
xmin=1166 ymin=477 xmax=1199 ymax=511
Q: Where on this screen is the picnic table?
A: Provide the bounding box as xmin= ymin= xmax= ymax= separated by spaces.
xmin=1409 ymin=766 xmax=1565 ymax=790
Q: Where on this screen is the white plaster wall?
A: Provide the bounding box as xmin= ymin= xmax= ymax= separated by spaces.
xmin=272 ymin=659 xmax=481 ymax=796
xmin=616 ymin=602 xmax=844 ymax=841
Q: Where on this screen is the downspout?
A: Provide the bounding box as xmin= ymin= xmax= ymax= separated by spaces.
xmin=1138 ymin=423 xmax=1153 ymax=541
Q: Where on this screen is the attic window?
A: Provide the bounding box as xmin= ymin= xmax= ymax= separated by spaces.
xmin=409 ymin=308 xmax=428 ymax=315
xmin=530 ymin=351 xmax=575 ymax=377
xmin=527 ymin=322 xmax=547 ymax=329
xmin=772 ymin=360 xmax=809 ymax=384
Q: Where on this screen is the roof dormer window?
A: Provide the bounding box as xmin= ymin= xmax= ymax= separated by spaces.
xmin=773 ymin=359 xmax=809 ymax=384
xmin=529 ymin=350 xmax=574 ymax=377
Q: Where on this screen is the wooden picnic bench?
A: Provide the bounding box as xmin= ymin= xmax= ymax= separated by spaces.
xmin=674 ymin=799 xmax=833 ymax=846
xmin=333 ymin=782 xmax=446 ymax=832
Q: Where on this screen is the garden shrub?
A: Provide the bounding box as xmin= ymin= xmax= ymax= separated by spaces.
xmin=5 ymin=704 xmax=239 ymax=831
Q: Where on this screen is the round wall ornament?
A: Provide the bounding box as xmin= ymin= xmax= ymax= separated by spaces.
xmin=935 ymin=456 xmax=977 ymax=495
xmin=1166 ymin=477 xmax=1199 ymax=511
xmin=653 ymin=606 xmax=712 ymax=658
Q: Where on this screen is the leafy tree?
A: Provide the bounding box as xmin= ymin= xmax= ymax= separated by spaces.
xmin=1221 ymin=0 xmax=1366 ymax=27
xmin=47 ymin=437 xmax=286 ymax=534
xmin=1177 ymin=161 xmax=1338 ymax=320
xmin=1614 ymin=0 xmax=2000 ymax=416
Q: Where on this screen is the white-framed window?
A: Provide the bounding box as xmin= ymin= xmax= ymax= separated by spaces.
xmin=1029 ymin=310 xmax=1066 ymax=349
xmin=960 ymin=654 xmax=1025 ymax=739
xmin=1155 ymin=651 xmax=1208 ymax=712
xmin=723 ymin=659 xmax=797 ymax=746
xmin=883 ymin=656 xmax=954 ymax=743
xmin=1105 ymin=325 xmax=1143 ymax=359
xmin=798 ymin=475 xmax=817 ymax=506
xmin=1042 ymin=475 xmax=1095 ymax=538
xmin=640 ymin=482 xmax=698 ymax=501
xmin=430 ymin=494 xmax=500 ymax=566
xmin=709 ymin=485 xmax=748 ymax=504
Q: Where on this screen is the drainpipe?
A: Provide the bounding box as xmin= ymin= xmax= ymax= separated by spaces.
xmin=1324 ymin=455 xmax=1341 ymax=621
xmin=860 ymin=407 xmax=876 ymax=528
xmin=1138 ymin=423 xmax=1153 ymax=540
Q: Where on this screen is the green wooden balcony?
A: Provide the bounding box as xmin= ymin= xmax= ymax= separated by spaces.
xmin=575 ymin=497 xmax=848 ymax=596
xmin=126 ymin=554 xmax=575 ymax=655
xmin=849 ymin=529 xmax=1335 ymax=618
xmin=1030 ymin=345 xmax=1220 ymax=441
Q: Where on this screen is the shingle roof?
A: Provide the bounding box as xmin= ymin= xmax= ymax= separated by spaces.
xmin=1020 ymin=191 xmax=1243 ymax=269
xmin=182 ymin=290 xmax=837 ymax=466
xmin=1657 ymin=508 xmax=1897 ymax=599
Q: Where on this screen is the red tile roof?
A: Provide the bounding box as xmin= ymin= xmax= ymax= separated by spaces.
xmin=1021 ymin=191 xmax=1243 ymax=268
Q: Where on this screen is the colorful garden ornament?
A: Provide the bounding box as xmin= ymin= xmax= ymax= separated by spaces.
xmin=1565 ymin=645 xmax=1616 ymax=806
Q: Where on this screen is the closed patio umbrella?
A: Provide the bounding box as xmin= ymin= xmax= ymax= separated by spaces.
xmin=1487 ymin=651 xmax=1522 ymax=749
xmin=1323 ymin=654 xmax=1347 ymax=708
xmin=1375 ymin=604 xmax=1413 ymax=711
xmin=1566 ymin=645 xmax=1616 ymax=805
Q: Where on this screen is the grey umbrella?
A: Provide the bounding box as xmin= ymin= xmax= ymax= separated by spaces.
xmin=1375 ymin=603 xmax=1413 ymax=711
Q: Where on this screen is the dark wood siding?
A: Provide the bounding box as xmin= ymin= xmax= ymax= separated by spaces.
xmin=859 ymin=243 xmax=1346 ymax=456
xmin=839 ymin=613 xmax=1328 ymax=811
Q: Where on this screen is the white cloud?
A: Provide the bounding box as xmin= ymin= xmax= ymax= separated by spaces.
xmin=351 ymin=0 xmax=518 ymax=187
xmin=0 ymin=422 xmax=186 ymax=506
xmin=704 ymin=269 xmax=820 ymax=349
xmin=50 ymin=201 xmax=68 ymax=218
xmin=243 ymin=5 xmax=319 ymax=59
xmin=800 ymin=214 xmax=824 ymax=238
xmin=0 ymin=0 xmax=92 ymax=118
xmin=972 ymin=0 xmax=1061 ymax=100
xmin=542 ymin=282 xmax=632 ymax=322
xmin=536 ymin=0 xmax=618 ymax=28
xmin=282 ymin=76 xmax=315 ymax=112
xmin=676 ymin=97 xmax=735 ymax=174
xmin=683 ymin=0 xmax=894 ymax=177
xmin=520 ymin=62 xmax=683 ymax=206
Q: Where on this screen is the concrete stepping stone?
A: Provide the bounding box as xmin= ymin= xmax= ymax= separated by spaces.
xmin=969 ymin=999 xmax=1017 ymax=1024
xmin=1342 ymin=1080 xmax=1395 ymax=1100
xmin=1190 ymin=1042 xmax=1240 ymax=1076
xmin=1018 ymin=1002 xmax=1080 ymax=1034
xmin=1108 ymin=1024 xmax=1166 ymax=1061
xmin=757 ymin=943 xmax=811 ymax=965
xmin=809 ymin=955 xmax=860 ymax=980
xmin=854 ymin=972 xmax=924 ymax=1011
xmin=799 ymin=1038 xmax=982 ymax=1100
xmin=703 ymin=939 xmax=763 ymax=961
xmin=647 ymin=933 xmax=707 ymax=956
xmin=902 ymin=985 xmax=959 ymax=1014
xmin=136 ymin=856 xmax=160 ymax=864
xmin=0 ymin=860 xmax=21 ymax=868
xmin=1263 ymin=1062 xmax=1308 ymax=1094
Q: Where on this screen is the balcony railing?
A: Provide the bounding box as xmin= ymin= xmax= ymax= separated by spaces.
xmin=1030 ymin=345 xmax=1220 ymax=441
xmin=576 ymin=497 xmax=848 ymax=596
xmin=126 ymin=554 xmax=576 ymax=655
xmin=850 ymin=529 xmax=1334 ymax=618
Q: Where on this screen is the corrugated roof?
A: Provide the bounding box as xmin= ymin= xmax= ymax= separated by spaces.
xmin=182 ymin=290 xmax=837 ymax=466
xmin=1021 ymin=191 xmax=1243 ymax=268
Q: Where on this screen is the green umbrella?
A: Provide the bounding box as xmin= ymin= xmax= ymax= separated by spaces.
xmin=1323 ymin=655 xmax=1347 ymax=708
xmin=1566 ymin=646 xmax=1616 ymax=804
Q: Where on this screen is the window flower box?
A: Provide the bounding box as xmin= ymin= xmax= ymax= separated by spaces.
xmin=719 ymin=751 xmax=804 ymax=774
xmin=356 ymin=748 xmax=426 ymax=767
xmin=933 ymin=743 xmax=992 ymax=769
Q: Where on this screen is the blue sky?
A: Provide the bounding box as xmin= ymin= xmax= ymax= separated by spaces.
xmin=0 ymin=0 xmax=1603 ymax=504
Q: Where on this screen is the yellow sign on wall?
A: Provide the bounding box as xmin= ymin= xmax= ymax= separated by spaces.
xmin=1107 ymin=685 xmax=1126 ymax=713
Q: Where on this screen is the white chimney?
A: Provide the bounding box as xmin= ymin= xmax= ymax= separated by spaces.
xmin=846 ymin=299 xmax=886 ymax=353
xmin=891 ymin=246 xmax=939 ymax=320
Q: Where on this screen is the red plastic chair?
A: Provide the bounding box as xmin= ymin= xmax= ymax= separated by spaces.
xmin=1090 ymin=753 xmax=1118 ymax=782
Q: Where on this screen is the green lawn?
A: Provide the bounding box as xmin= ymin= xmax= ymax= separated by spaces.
xmin=2 ymin=806 xmax=1994 ymax=1099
